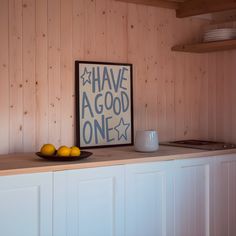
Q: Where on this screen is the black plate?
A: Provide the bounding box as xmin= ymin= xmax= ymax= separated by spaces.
xmin=36 ymin=151 xmax=92 ymax=161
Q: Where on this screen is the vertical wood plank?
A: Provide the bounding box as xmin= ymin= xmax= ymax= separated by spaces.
xmin=198 ymin=54 xmax=209 ymax=139
xmin=35 ymin=0 xmax=49 ymax=149
xmin=0 ymin=0 xmax=9 ymax=154
xmin=48 ymin=0 xmax=61 ymax=147
xmin=161 ymin=10 xmax=176 ymax=141
xmin=127 ymin=3 xmax=139 ymax=133
xmin=83 ymin=0 xmax=96 ymax=60
xmin=22 ymin=0 xmax=36 ymax=151
xmin=207 ymin=53 xmax=217 ymax=141
xmin=72 ymin=0 xmax=85 ymax=60
xmin=9 ymin=0 xmax=23 ymax=152
xmin=215 ymin=52 xmax=225 ymax=141
xmin=145 ymin=6 xmax=159 ymax=133
xmin=155 ymin=8 xmax=175 ymax=140
xmin=94 ymin=0 xmax=107 ymax=61
xmin=60 ymin=0 xmax=73 ymax=146
xmin=231 ymin=52 xmax=236 ymax=143
xmin=107 ymin=0 xmax=128 ymax=62
xmin=128 ymin=4 xmax=149 ymax=133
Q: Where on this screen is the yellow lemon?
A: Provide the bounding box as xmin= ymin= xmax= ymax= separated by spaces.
xmin=70 ymin=146 xmax=81 ymax=157
xmin=40 ymin=144 xmax=56 ymax=156
xmin=57 ymin=146 xmax=71 ymax=157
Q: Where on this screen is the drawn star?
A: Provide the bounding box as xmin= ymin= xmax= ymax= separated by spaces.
xmin=81 ymin=67 xmax=91 ymax=86
xmin=114 ymin=118 xmax=130 ymax=141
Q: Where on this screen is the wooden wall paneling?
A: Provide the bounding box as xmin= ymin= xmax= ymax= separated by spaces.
xmin=0 ymin=0 xmax=9 ymax=154
xmin=72 ymin=0 xmax=85 ymax=60
xmin=184 ymin=33 xmax=196 ymax=139
xmin=35 ymin=0 xmax=49 ymax=149
xmin=22 ymin=0 xmax=36 ymax=152
xmin=215 ymin=52 xmax=225 ymax=142
xmin=221 ymin=51 xmax=233 ymax=142
xmin=128 ymin=4 xmax=149 ymax=132
xmin=187 ymin=55 xmax=203 ymax=138
xmin=198 ymin=55 xmax=209 ymax=139
xmin=214 ymin=19 xmax=236 ymax=143
xmin=173 ymin=51 xmax=186 ymax=140
xmin=84 ymin=0 xmax=96 ymax=60
xmin=164 ymin=12 xmax=176 ymax=141
xmin=60 ymin=0 xmax=73 ymax=146
xmin=190 ymin=55 xmax=200 ymax=138
xmin=218 ymin=52 xmax=228 ymax=142
xmin=174 ymin=19 xmax=209 ymax=141
xmin=183 ymin=21 xmax=200 ymax=139
xmin=186 ymin=55 xmax=198 ymax=138
xmin=229 ymin=21 xmax=236 ymax=143
xmin=154 ymin=8 xmax=169 ymax=140
xmin=127 ymin=3 xmax=140 ymax=132
xmin=145 ymin=7 xmax=159 ymax=133
xmin=207 ymin=53 xmax=217 ymax=141
xmin=139 ymin=5 xmax=154 ymax=132
xmin=156 ymin=9 xmax=176 ymax=141
xmin=94 ymin=0 xmax=107 ymax=60
xmin=3 ymin=0 xmax=236 ymax=153
xmin=106 ymin=0 xmax=128 ymax=61
xmin=188 ymin=25 xmax=209 ymax=140
xmin=140 ymin=6 xmax=152 ymax=131
xmin=174 ymin=20 xmax=191 ymax=140
xmin=9 ymin=0 xmax=23 ymax=152
xmin=48 ymin=0 xmax=61 ymax=147
xmin=183 ymin=53 xmax=192 ymax=138
xmin=231 ymin=52 xmax=236 ymax=143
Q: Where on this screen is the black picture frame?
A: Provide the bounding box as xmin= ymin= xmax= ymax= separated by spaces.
xmin=75 ymin=60 xmax=134 ymax=149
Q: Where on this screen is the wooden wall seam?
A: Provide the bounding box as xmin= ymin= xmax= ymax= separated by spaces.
xmin=0 ymin=0 xmax=10 ymax=154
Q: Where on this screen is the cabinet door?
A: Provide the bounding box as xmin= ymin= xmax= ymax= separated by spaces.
xmin=213 ymin=154 xmax=236 ymax=236
xmin=125 ymin=161 xmax=173 ymax=236
xmin=0 ymin=172 xmax=53 ymax=236
xmin=172 ymin=158 xmax=213 ymax=236
xmin=54 ymin=166 xmax=124 ymax=236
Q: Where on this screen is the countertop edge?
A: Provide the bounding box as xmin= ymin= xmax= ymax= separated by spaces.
xmin=0 ymin=147 xmax=236 ymax=176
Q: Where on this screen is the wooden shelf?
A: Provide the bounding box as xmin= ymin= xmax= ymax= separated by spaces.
xmin=171 ymin=39 xmax=236 ymax=53
xmin=115 ymin=0 xmax=182 ymax=9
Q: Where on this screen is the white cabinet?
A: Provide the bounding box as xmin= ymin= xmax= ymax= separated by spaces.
xmin=0 ymin=172 xmax=53 ymax=236
xmin=213 ymin=154 xmax=236 ymax=236
xmin=172 ymin=158 xmax=214 ymax=236
xmin=1 ymin=153 xmax=236 ymax=236
xmin=125 ymin=158 xmax=214 ymax=236
xmin=125 ymin=161 xmax=173 ymax=236
xmin=54 ymin=166 xmax=124 ymax=236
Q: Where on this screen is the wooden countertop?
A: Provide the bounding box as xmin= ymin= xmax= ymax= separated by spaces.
xmin=0 ymin=145 xmax=236 ymax=176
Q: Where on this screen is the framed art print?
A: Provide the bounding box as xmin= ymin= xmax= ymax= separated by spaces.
xmin=75 ymin=61 xmax=133 ymax=149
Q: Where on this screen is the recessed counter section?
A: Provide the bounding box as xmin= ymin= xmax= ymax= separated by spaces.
xmin=0 ymin=145 xmax=236 ymax=176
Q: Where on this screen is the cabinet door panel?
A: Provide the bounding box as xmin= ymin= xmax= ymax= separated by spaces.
xmin=0 ymin=172 xmax=52 ymax=236
xmin=214 ymin=154 xmax=236 ymax=236
xmin=54 ymin=166 xmax=124 ymax=236
xmin=125 ymin=162 xmax=172 ymax=236
xmin=173 ymin=159 xmax=213 ymax=236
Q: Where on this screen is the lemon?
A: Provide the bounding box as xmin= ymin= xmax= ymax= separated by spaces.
xmin=70 ymin=146 xmax=81 ymax=156
xmin=40 ymin=144 xmax=56 ymax=156
xmin=57 ymin=146 xmax=71 ymax=157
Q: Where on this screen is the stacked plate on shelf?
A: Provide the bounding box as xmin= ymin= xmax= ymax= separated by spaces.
xmin=203 ymin=28 xmax=236 ymax=42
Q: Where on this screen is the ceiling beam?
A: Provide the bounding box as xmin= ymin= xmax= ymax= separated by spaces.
xmin=177 ymin=0 xmax=236 ymax=18
xmin=116 ymin=0 xmax=181 ymax=9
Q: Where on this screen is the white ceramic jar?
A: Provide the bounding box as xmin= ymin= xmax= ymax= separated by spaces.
xmin=134 ymin=130 xmax=159 ymax=152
